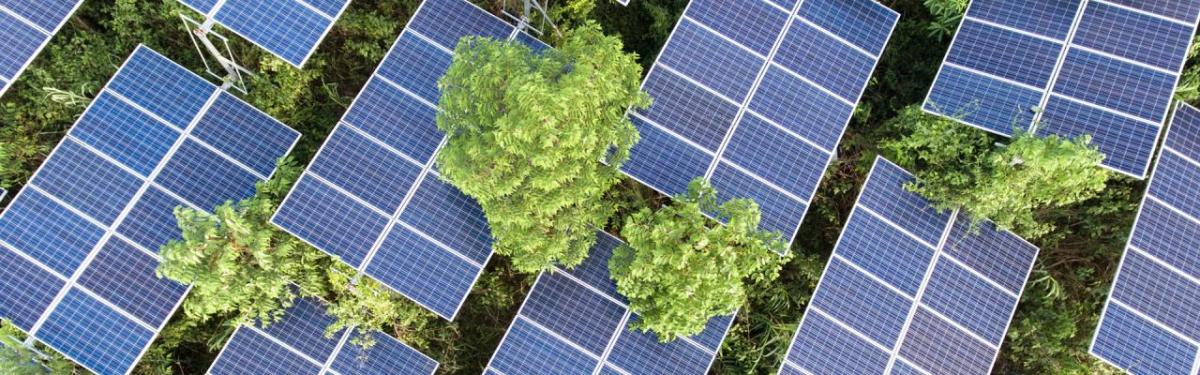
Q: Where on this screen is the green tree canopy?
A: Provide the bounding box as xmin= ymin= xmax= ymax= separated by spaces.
xmin=435 ymin=22 xmax=650 ymax=273
xmin=610 ymin=179 xmax=789 ymax=341
xmin=881 ymin=105 xmax=1110 ymax=238
xmin=156 ymin=160 xmax=436 ymax=348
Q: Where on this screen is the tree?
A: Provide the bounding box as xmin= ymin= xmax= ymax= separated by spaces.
xmin=610 ymin=179 xmax=789 ymax=341
xmin=436 ymin=22 xmax=650 ymax=273
xmin=156 ymin=160 xmax=436 ymax=348
xmin=881 ymin=105 xmax=1110 ymax=238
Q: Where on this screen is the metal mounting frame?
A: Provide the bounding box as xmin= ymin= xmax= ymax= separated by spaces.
xmin=180 ymin=14 xmax=252 ymax=94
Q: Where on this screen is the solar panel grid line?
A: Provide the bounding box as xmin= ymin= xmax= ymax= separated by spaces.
xmin=962 ymin=14 xmax=1065 ymax=44
xmin=918 ymin=3 xmax=1072 ymax=136
xmin=1027 ymin=0 xmax=1090 ymax=133
xmin=701 ymin=0 xmax=805 ymax=181
xmin=19 ymin=65 xmax=222 ymax=344
xmin=1049 ymin=1 xmax=1199 ymax=178
xmin=1144 ymin=194 xmax=1200 ymax=227
xmin=0 ymin=46 xmax=208 ymax=375
xmin=942 ymin=60 xmax=1045 ymax=96
xmin=654 ymin=63 xmax=743 ymax=106
xmin=0 ymin=5 xmax=50 ymax=34
xmin=341 ymin=122 xmax=427 ymax=167
xmin=881 ymin=209 xmax=960 ymax=374
xmin=590 ymin=311 xmax=633 ymax=375
xmin=541 ymin=262 xmax=725 ymax=357
xmin=776 ymin=156 xmax=917 ymax=374
xmin=857 ymin=206 xmax=941 ymax=250
xmin=790 ymin=14 xmax=880 ymax=60
xmin=1049 ymin=91 xmax=1160 ymax=127
xmin=374 ymin=72 xmax=440 ymax=108
xmin=808 ymin=305 xmax=892 ymax=351
xmin=180 ymin=0 xmax=352 ymax=68
xmin=1093 ymin=0 xmax=1198 ymax=26
xmin=627 ymin=113 xmax=717 ymax=158
xmin=744 ymin=110 xmax=834 ymax=154
xmin=937 ymin=253 xmax=1020 ymax=298
xmin=680 ymin=16 xmax=769 ymax=60
xmin=915 ymin=302 xmax=997 ymax=349
xmin=716 ymin=159 xmax=808 ymax=203
xmin=831 ymin=254 xmax=918 ymax=301
xmin=96 ymin=84 xmax=301 ymax=182
xmin=316 ymin=326 xmax=354 ymax=374
xmin=1070 ymin=42 xmax=1178 ymax=77
xmin=720 ymin=0 xmax=898 ymax=244
xmin=271 ymin=0 xmax=521 ymax=320
xmin=764 ymin=61 xmax=856 ymax=106
xmin=486 ymin=232 xmax=737 ymax=374
xmin=1089 ymin=102 xmax=1200 ymax=373
xmin=0 ymin=1 xmax=83 ymax=96
xmin=393 ymin=219 xmax=483 ymax=268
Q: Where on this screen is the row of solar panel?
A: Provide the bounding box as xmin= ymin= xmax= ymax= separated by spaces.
xmin=178 ymin=0 xmax=351 ymax=67
xmin=0 ymin=45 xmax=299 ymax=375
xmin=1091 ymin=103 xmax=1200 ymax=374
xmin=272 ymin=0 xmax=552 ymax=321
xmin=209 ymin=296 xmax=438 ymax=375
xmin=925 ymin=0 xmax=1200 ymax=178
xmin=622 ymin=0 xmax=899 ymax=245
xmin=0 ymin=0 xmax=82 ymax=96
xmin=486 ymin=231 xmax=734 ymax=375
xmin=780 ymin=158 xmax=1039 ymax=375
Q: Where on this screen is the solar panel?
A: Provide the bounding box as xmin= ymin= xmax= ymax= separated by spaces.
xmin=0 ymin=45 xmax=299 ymax=375
xmin=925 ymin=0 xmax=1200 ymax=178
xmin=1090 ymin=103 xmax=1200 ymax=374
xmin=486 ymin=231 xmax=735 ymax=375
xmin=272 ymin=0 xmax=549 ymax=320
xmin=778 ymin=157 xmax=1039 ymax=375
xmin=177 ymin=0 xmax=352 ymax=67
xmin=621 ymin=0 xmax=899 ymax=245
xmin=0 ymin=0 xmax=83 ymax=96
xmin=208 ymin=296 xmax=438 ymax=375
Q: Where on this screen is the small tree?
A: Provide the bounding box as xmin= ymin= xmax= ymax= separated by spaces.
xmin=436 ymin=22 xmax=650 ymax=273
xmin=882 ymin=105 xmax=1110 ymax=238
xmin=610 ymin=179 xmax=789 ymax=341
xmin=157 ymin=160 xmax=436 ymax=348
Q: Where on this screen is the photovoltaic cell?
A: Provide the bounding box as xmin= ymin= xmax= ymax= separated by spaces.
xmin=209 ymin=297 xmax=438 ymax=375
xmin=1091 ymin=103 xmax=1200 ymax=374
xmin=0 ymin=0 xmax=81 ymax=96
xmin=926 ymin=0 xmax=1200 ymax=178
xmin=487 ymin=231 xmax=735 ymax=374
xmin=622 ymin=0 xmax=899 ymax=246
xmin=0 ymin=45 xmax=299 ymax=375
xmin=779 ymin=157 xmax=1039 ymax=374
xmin=272 ymin=0 xmax=548 ymax=320
xmin=177 ymin=0 xmax=351 ymax=67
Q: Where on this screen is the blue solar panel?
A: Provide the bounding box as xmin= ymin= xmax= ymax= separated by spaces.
xmin=780 ymin=157 xmax=1039 ymax=374
xmin=273 ymin=0 xmax=534 ymax=320
xmin=1091 ymin=103 xmax=1200 ymax=374
xmin=0 ymin=45 xmax=299 ymax=375
xmin=0 ymin=0 xmax=81 ymax=96
xmin=178 ymin=0 xmax=351 ymax=67
xmin=622 ymin=0 xmax=898 ymax=246
xmin=209 ymin=297 xmax=438 ymax=375
xmin=487 ymin=231 xmax=735 ymax=374
xmin=926 ymin=0 xmax=1200 ymax=178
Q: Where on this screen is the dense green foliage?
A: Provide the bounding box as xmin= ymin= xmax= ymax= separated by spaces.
xmin=882 ymin=106 xmax=1111 ymax=238
xmin=0 ymin=0 xmax=1184 ymax=374
xmin=611 ymin=179 xmax=789 ymax=341
xmin=436 ymin=23 xmax=649 ymax=273
xmin=0 ymin=321 xmax=73 ymax=375
xmin=157 ymin=160 xmax=438 ymax=349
